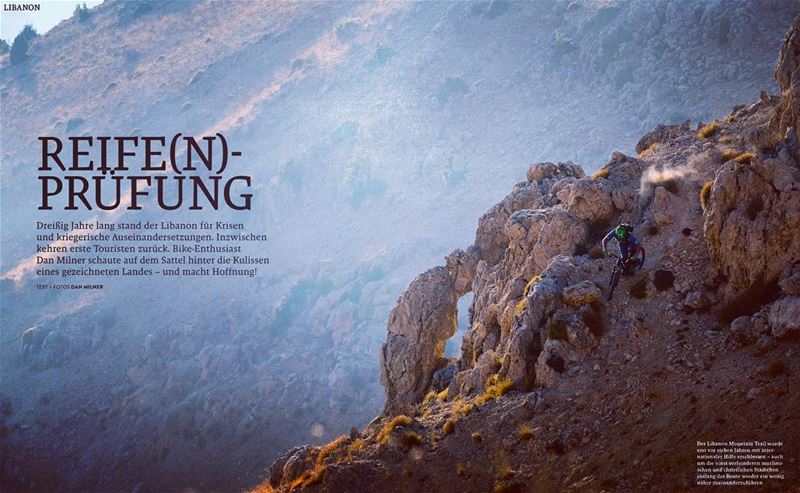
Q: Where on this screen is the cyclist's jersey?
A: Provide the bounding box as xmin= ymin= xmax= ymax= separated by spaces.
xmin=603 ymin=230 xmax=641 ymax=260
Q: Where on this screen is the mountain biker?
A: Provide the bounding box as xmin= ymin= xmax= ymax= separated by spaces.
xmin=602 ymin=223 xmax=644 ymax=275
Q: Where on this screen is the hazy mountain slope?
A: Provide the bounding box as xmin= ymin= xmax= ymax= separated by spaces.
xmin=1 ymin=1 xmax=798 ymax=491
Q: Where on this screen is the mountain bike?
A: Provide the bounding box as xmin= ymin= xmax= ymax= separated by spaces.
xmin=606 ymin=250 xmax=645 ymax=301
xmin=607 ymin=253 xmax=625 ymax=301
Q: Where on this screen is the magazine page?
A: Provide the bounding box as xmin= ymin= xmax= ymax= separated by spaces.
xmin=1 ymin=1 xmax=798 ymax=492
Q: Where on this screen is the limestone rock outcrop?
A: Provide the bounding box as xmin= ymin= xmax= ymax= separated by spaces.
xmin=474 ymin=162 xmax=583 ymax=266
xmin=474 ymin=182 xmax=544 ymax=267
xmin=555 ymin=178 xmax=615 ymax=223
xmin=380 ymin=249 xmax=476 ymax=415
xmin=380 ymin=160 xmax=601 ymax=414
xmin=704 ymin=152 xmax=800 ymax=290
xmin=704 ymin=15 xmax=800 ymax=294
xmin=562 ymin=280 xmax=602 ymax=308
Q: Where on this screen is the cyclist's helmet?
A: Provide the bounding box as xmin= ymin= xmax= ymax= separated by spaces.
xmin=614 ymin=223 xmax=633 ymax=239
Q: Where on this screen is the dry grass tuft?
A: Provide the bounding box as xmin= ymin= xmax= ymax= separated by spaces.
xmin=455 ymin=463 xmax=467 ymax=477
xmin=476 ymin=374 xmax=515 ymax=406
xmin=523 ymin=276 xmax=541 ymax=297
xmin=496 ymin=463 xmax=514 ymax=480
xmin=437 ymin=388 xmax=449 ymax=402
xmin=514 ymin=297 xmax=527 ymax=317
xmin=638 ymin=142 xmax=660 ymax=158
xmin=720 ymin=148 xmax=741 ymax=162
xmin=401 ymin=431 xmax=424 ymax=448
xmin=316 ymin=435 xmax=348 ymax=465
xmin=376 ymin=415 xmax=413 ymax=444
xmin=346 ymin=438 xmax=366 ymax=456
xmin=493 ymin=456 xmax=518 ymax=492
xmin=517 ymin=425 xmax=535 ymax=440
xmin=700 ymin=180 xmax=714 ymax=212
xmin=698 ymin=121 xmax=720 ymax=139
xmin=423 ymin=391 xmax=437 ymax=404
xmin=443 ymin=419 xmax=455 ymax=436
xmin=734 ymin=152 xmax=754 ymax=164
xmin=289 ymin=465 xmax=327 ymax=491
xmin=249 ymin=481 xmax=276 ymax=493
xmin=591 ymin=166 xmax=611 ymax=179
xmin=452 ymin=397 xmax=474 ymax=417
xmin=493 ymin=481 xmax=523 ymax=493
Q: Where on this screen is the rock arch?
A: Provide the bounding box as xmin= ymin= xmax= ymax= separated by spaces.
xmin=380 ymin=248 xmax=476 ymax=415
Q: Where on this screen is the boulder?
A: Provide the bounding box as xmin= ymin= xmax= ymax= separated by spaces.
xmin=475 ymin=182 xmax=544 ymax=265
xmin=704 ymin=153 xmax=800 ymax=290
xmin=534 ymin=342 xmax=568 ymax=389
xmin=446 ymin=248 xmax=479 ymax=296
xmin=456 ymin=351 xmax=501 ymax=395
xmin=768 ymin=297 xmax=800 ymax=337
xmin=684 ymin=290 xmax=713 ymax=311
xmin=504 ymin=325 xmax=541 ymax=392
xmin=609 ymin=151 xmax=636 ymax=164
xmin=562 ymin=281 xmax=601 ymax=308
xmin=555 ymin=178 xmax=616 ymax=223
xmin=461 ymin=315 xmax=502 ymax=366
xmin=530 ymin=209 xmax=588 ymax=274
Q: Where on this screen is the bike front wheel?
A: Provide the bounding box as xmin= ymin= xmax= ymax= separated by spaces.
xmin=608 ymin=268 xmax=621 ymax=300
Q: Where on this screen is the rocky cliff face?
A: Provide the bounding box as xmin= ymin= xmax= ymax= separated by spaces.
xmin=263 ymin=16 xmax=800 ymax=493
